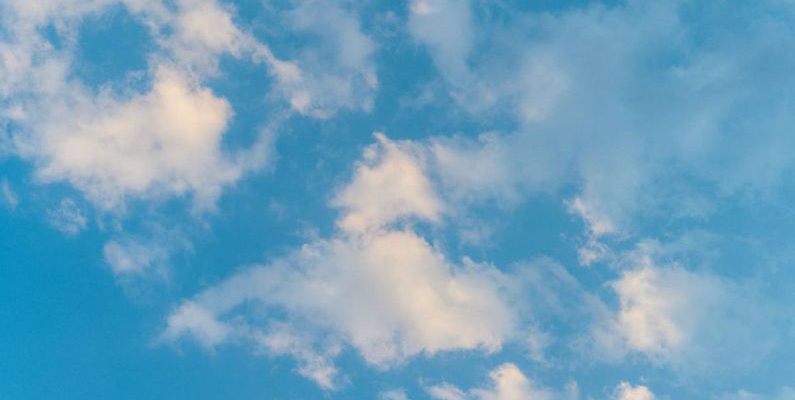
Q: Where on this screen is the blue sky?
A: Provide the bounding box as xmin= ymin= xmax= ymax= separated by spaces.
xmin=2 ymin=0 xmax=795 ymax=399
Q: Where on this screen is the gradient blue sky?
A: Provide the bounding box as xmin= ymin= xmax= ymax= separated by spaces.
xmin=2 ymin=0 xmax=795 ymax=399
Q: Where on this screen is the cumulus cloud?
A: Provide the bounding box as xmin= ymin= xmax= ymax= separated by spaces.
xmin=163 ymin=235 xmax=513 ymax=387
xmin=0 ymin=0 xmax=276 ymax=213
xmin=613 ymin=382 xmax=655 ymax=400
xmin=1 ymin=0 xmax=377 ymax=215
xmin=15 ymin=66 xmax=239 ymax=210
xmin=426 ymin=363 xmax=574 ymax=400
xmin=164 ymin=0 xmax=245 ymax=71
xmin=592 ymin=245 xmax=778 ymax=374
xmin=162 ymin=135 xmax=518 ymax=387
xmin=332 ymin=133 xmax=443 ymax=232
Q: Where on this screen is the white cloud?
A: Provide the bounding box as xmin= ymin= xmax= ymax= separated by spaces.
xmin=566 ymin=197 xmax=616 ymax=266
xmin=592 ymin=248 xmax=777 ymax=373
xmin=164 ymin=230 xmax=515 ymax=380
xmin=251 ymin=322 xmax=341 ymax=390
xmin=173 ymin=0 xmax=241 ymax=53
xmin=409 ymin=0 xmax=474 ymax=87
xmin=47 ymin=198 xmax=88 ymax=236
xmin=428 ymin=384 xmax=468 ymax=400
xmin=162 ymin=302 xmax=231 ymax=349
xmin=0 ymin=0 xmax=278 ymax=213
xmin=265 ymin=0 xmax=378 ymax=117
xmin=333 ymin=133 xmax=443 ymax=233
xmin=1 ymin=0 xmax=381 ymax=218
xmin=162 ymin=135 xmax=518 ymax=387
xmin=428 ymin=133 xmax=537 ymax=206
xmin=380 ymin=389 xmax=410 ymax=400
xmin=103 ymin=236 xmax=168 ymax=276
xmin=721 ymin=387 xmax=795 ymax=400
xmin=407 ymin=0 xmax=795 ymax=238
xmin=15 ymin=66 xmax=239 ymax=210
xmin=0 ymin=178 xmax=18 ymax=209
xmin=613 ymin=382 xmax=655 ymax=400
xmin=567 ymin=197 xmax=616 ymax=238
xmin=426 ymin=363 xmax=570 ymax=400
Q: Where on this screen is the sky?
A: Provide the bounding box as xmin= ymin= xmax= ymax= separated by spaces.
xmin=2 ymin=0 xmax=795 ymax=399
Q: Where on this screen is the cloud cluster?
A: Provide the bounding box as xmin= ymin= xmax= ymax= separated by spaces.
xmin=275 ymin=0 xmax=378 ymax=117
xmin=163 ymin=136 xmax=519 ymax=388
xmin=1 ymin=0 xmax=259 ymax=211
xmin=427 ymin=363 xmax=576 ymax=400
xmin=46 ymin=198 xmax=88 ymax=236
xmin=6 ymin=0 xmax=795 ymax=396
xmin=722 ymin=387 xmax=795 ymax=400
xmin=1 ymin=0 xmax=379 ymax=214
xmin=408 ymin=0 xmax=795 ymax=236
xmin=17 ymin=66 xmax=239 ymax=209
xmin=591 ymin=242 xmax=778 ymax=374
xmin=613 ymin=382 xmax=655 ymax=400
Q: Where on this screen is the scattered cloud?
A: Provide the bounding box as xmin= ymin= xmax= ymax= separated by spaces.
xmin=280 ymin=0 xmax=378 ymax=117
xmin=380 ymin=389 xmax=410 ymax=400
xmin=162 ymin=135 xmax=519 ymax=387
xmin=1 ymin=0 xmax=376 ymax=215
xmin=0 ymin=178 xmax=18 ymax=209
xmin=103 ymin=236 xmax=168 ymax=276
xmin=426 ymin=363 xmax=575 ymax=400
xmin=16 ymin=66 xmax=239 ymax=210
xmin=332 ymin=133 xmax=442 ymax=233
xmin=408 ymin=0 xmax=795 ymax=238
xmin=613 ymin=382 xmax=655 ymax=400
xmin=5 ymin=0 xmax=795 ymax=397
xmin=721 ymin=387 xmax=795 ymax=400
xmin=592 ymin=246 xmax=778 ymax=374
xmin=47 ymin=198 xmax=88 ymax=236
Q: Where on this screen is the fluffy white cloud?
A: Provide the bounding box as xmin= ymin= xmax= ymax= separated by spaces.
xmin=0 ymin=0 xmax=277 ymax=213
xmin=333 ymin=133 xmax=443 ymax=232
xmin=592 ymin=248 xmax=777 ymax=373
xmin=163 ymin=218 xmax=515 ymax=387
xmin=162 ymin=135 xmax=518 ymax=387
xmin=171 ymin=0 xmax=243 ymax=56
xmin=1 ymin=0 xmax=377 ymax=215
xmin=427 ymin=363 xmax=572 ymax=400
xmin=15 ymin=66 xmax=239 ymax=210
xmin=613 ymin=382 xmax=655 ymax=400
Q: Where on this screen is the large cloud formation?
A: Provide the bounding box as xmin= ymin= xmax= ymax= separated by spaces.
xmin=163 ymin=136 xmax=519 ymax=388
xmin=0 ymin=0 xmax=377 ymax=211
xmin=408 ymin=0 xmax=795 ymax=236
xmin=6 ymin=0 xmax=795 ymax=397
